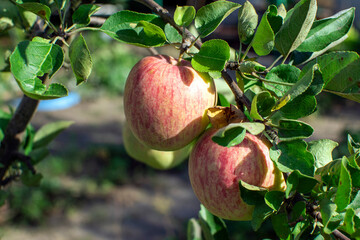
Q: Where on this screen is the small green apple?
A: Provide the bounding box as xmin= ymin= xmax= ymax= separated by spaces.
xmin=122 ymin=123 xmax=192 ymax=170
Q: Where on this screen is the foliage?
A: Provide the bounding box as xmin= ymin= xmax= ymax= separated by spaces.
xmin=0 ymin=0 xmax=360 ymax=239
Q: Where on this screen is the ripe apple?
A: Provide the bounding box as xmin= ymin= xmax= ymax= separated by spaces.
xmin=122 ymin=123 xmax=192 ymax=170
xmin=188 ymin=128 xmax=286 ymax=221
xmin=123 ymin=55 xmax=217 ymax=151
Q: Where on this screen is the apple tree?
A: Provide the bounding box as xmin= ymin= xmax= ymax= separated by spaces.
xmin=1 ymin=0 xmax=360 ymax=239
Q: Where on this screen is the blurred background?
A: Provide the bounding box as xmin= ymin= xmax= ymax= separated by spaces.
xmin=0 ymin=0 xmax=360 ymax=239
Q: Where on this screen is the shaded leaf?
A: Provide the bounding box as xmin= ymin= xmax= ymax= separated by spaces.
xmin=174 ymin=5 xmax=195 ymax=27
xmin=195 ymin=1 xmax=240 ymax=38
xmin=276 ymin=94 xmax=317 ymax=119
xmin=275 ymin=0 xmax=317 ymax=57
xmin=335 ymin=156 xmax=352 ymax=212
xmin=265 ymin=64 xmax=301 ymax=97
xmin=270 ymin=140 xmax=315 ymax=176
xmin=198 ymin=205 xmax=229 ymax=240
xmin=212 ymin=122 xmax=265 ymax=148
xmin=20 ymin=170 xmax=43 ymax=187
xmin=308 ymin=139 xmax=338 ymax=169
xmin=239 ymin=180 xmax=267 ymax=206
xmin=72 ymin=4 xmax=100 ymax=27
xmin=251 ymin=203 xmax=274 ymax=231
xmin=33 ymin=121 xmax=74 ymax=149
xmin=277 ymin=119 xmax=313 ymax=141
xmin=69 ymin=34 xmax=93 ymax=85
xmin=238 ymin=1 xmax=258 ymax=44
xmin=0 ymin=190 xmax=9 ymax=206
xmin=191 ymin=39 xmax=230 ymax=72
xmin=265 ymin=191 xmax=285 ymax=211
xmin=16 ymin=1 xmax=51 ymax=21
xmin=271 ymin=212 xmax=291 ymax=239
xmin=187 ymin=218 xmax=202 ymax=240
xmin=250 ymin=91 xmax=275 ymax=120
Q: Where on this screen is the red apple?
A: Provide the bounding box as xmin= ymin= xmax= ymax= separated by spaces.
xmin=188 ymin=128 xmax=285 ymax=221
xmin=122 ymin=122 xmax=192 ymax=170
xmin=123 ymin=55 xmax=217 ymax=151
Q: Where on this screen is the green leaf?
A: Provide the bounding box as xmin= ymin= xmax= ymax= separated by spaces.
xmin=284 ymin=64 xmax=318 ymax=100
xmin=265 ymin=191 xmax=285 ymax=211
xmin=307 ymin=139 xmax=338 ymax=169
xmin=270 ymin=140 xmax=315 ymax=176
xmin=292 ymin=36 xmax=348 ymax=65
xmin=250 ymin=91 xmax=275 ymax=120
xmin=29 ymin=147 xmax=49 ymax=165
xmin=100 ymin=10 xmax=166 ymax=47
xmin=187 ymin=218 xmax=202 ymax=240
xmin=267 ymin=5 xmax=283 ymax=34
xmin=285 ymin=171 xmax=318 ymax=196
xmin=10 ymin=40 xmax=64 ymax=81
xmin=69 ymin=34 xmax=93 ymax=85
xmin=9 ymin=40 xmax=67 ymax=99
xmin=271 ymin=212 xmax=291 ymax=239
xmin=347 ymin=191 xmax=360 ymax=210
xmin=72 ymin=4 xmax=100 ymax=27
xmin=277 ymin=119 xmax=313 ymax=141
xmin=174 ymin=5 xmax=195 ymax=27
xmin=342 ymin=208 xmax=356 ymax=235
xmin=251 ymin=203 xmax=274 ymax=231
xmin=20 ymin=170 xmax=43 ymax=187
xmin=239 ymin=180 xmax=267 ymax=206
xmin=54 ymin=0 xmax=69 ymax=11
xmin=296 ymin=8 xmax=355 ymax=52
xmin=198 ymin=205 xmax=229 ymax=240
xmin=16 ymin=2 xmax=51 ymax=22
xmin=348 ymin=134 xmax=360 ymax=155
xmin=195 ymin=1 xmax=241 ymax=38
xmin=237 ymin=1 xmax=258 ymax=44
xmin=164 ymin=23 xmax=182 ymax=43
xmin=285 ymin=171 xmax=298 ymax=198
xmin=211 ymin=122 xmax=265 ymax=147
xmin=191 ymin=39 xmax=230 ymax=72
xmin=212 ymin=125 xmax=246 ymax=148
xmin=0 ymin=129 xmax=4 ymax=143
xmin=33 ymin=121 xmax=74 ymax=149
xmin=265 ymin=64 xmax=301 ymax=97
xmin=218 ymin=93 xmax=230 ymax=107
xmin=276 ymin=94 xmax=317 ymax=119
xmin=335 ymin=156 xmax=352 ymax=212
xmin=252 ymin=6 xmax=275 ymax=56
xmin=19 ymin=79 xmax=68 ymax=100
xmin=277 ymin=4 xmax=287 ymax=20
xmin=301 ymin=51 xmax=360 ymax=102
xmin=320 ymin=197 xmax=338 ymax=232
xmin=239 ymin=61 xmax=266 ymax=74
xmin=275 ymin=0 xmax=317 ymax=57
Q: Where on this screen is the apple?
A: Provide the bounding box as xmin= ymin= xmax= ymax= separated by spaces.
xmin=123 ymin=55 xmax=217 ymax=151
xmin=188 ymin=128 xmax=286 ymax=221
xmin=122 ymin=122 xmax=192 ymax=170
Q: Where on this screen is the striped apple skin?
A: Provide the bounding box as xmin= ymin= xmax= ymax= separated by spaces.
xmin=124 ymin=55 xmax=216 ymax=151
xmin=188 ymin=128 xmax=285 ymax=221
